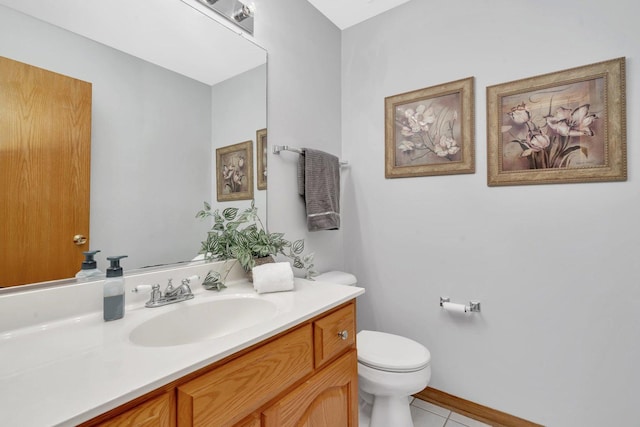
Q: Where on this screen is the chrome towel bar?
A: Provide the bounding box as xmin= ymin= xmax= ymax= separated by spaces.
xmin=272 ymin=145 xmax=349 ymax=166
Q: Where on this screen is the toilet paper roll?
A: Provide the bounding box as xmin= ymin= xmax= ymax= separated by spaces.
xmin=442 ymin=302 xmax=467 ymax=313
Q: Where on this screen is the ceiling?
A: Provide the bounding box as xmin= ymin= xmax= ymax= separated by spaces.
xmin=0 ymin=0 xmax=410 ymax=84
xmin=0 ymin=0 xmax=266 ymax=86
xmin=306 ymin=0 xmax=412 ymax=30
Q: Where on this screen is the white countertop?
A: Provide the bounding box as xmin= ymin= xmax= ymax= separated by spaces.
xmin=0 ymin=278 xmax=364 ymax=427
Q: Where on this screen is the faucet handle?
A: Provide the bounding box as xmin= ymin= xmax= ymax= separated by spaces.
xmin=149 ymin=284 xmax=162 ymax=304
xmin=182 ymin=275 xmax=200 ymax=286
xmin=133 ymin=284 xmax=162 ymax=307
xmin=132 ymin=284 xmax=154 ymax=293
xmin=164 ymin=279 xmax=174 ymax=294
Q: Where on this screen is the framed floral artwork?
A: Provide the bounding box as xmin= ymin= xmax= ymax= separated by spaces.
xmin=487 ymin=57 xmax=626 ymax=186
xmin=216 ymin=140 xmax=253 ymax=202
xmin=385 ymin=77 xmax=475 ymax=178
xmin=256 ymin=128 xmax=267 ymax=190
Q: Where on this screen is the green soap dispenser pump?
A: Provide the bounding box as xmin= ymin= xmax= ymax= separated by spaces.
xmin=104 ymin=255 xmax=128 ymax=321
xmin=76 ymin=250 xmax=102 ymax=281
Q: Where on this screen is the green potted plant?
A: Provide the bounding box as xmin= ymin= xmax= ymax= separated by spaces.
xmin=196 ymin=201 xmax=316 ymax=288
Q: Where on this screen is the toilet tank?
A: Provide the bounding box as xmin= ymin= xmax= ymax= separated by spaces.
xmin=314 ymin=271 xmax=358 ymax=286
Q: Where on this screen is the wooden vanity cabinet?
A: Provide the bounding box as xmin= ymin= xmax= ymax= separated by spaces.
xmin=177 ymin=325 xmax=314 ymax=426
xmin=86 ymin=301 xmax=357 ymax=427
xmin=93 ymin=391 xmax=175 ymax=427
xmin=261 ymin=350 xmax=358 ymax=427
xmin=313 ymin=303 xmax=356 ymax=369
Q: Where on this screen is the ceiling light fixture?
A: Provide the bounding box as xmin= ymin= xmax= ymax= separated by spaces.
xmin=197 ymin=0 xmax=254 ymax=35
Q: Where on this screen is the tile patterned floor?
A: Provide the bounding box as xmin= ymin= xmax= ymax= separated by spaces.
xmin=359 ymin=397 xmax=492 ymax=427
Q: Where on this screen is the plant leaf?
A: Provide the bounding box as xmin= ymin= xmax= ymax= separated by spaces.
xmin=196 ymin=201 xmax=316 ymax=279
xmin=560 ymin=145 xmax=582 ymax=157
xmin=292 ymin=239 xmax=305 ymax=255
xmin=223 ymin=207 xmax=239 ymax=221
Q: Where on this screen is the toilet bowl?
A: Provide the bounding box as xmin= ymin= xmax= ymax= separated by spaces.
xmin=314 ymin=272 xmax=432 ymax=427
xmin=357 ymin=330 xmax=431 ymax=427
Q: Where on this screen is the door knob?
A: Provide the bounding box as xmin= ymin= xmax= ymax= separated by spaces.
xmin=338 ymin=330 xmax=349 ymax=340
xmin=73 ymin=234 xmax=87 ymax=245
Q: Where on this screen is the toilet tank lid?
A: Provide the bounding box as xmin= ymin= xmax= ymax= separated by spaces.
xmin=357 ymin=330 xmax=430 ymax=372
xmin=314 ymin=271 xmax=357 ymax=285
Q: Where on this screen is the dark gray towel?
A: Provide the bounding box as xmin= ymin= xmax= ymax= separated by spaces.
xmin=297 ymin=148 xmax=340 ymax=231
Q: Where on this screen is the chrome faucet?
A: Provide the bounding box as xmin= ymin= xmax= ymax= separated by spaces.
xmin=164 ymin=278 xmax=193 ymax=299
xmin=133 ymin=277 xmax=196 ymax=308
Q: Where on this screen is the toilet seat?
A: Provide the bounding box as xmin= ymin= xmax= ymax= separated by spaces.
xmin=357 ymin=330 xmax=430 ymax=373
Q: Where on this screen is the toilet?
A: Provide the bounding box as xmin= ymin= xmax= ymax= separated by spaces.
xmin=314 ymin=272 xmax=432 ymax=427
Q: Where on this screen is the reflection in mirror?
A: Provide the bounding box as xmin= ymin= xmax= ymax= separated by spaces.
xmin=0 ymin=1 xmax=266 ymax=289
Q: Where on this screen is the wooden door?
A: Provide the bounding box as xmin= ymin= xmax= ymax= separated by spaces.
xmin=0 ymin=56 xmax=92 ymax=287
xmin=262 ymin=350 xmax=359 ymax=427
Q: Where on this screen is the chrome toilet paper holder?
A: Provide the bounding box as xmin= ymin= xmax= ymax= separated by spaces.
xmin=440 ymin=297 xmax=481 ymax=313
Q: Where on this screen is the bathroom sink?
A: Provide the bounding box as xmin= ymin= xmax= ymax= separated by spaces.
xmin=129 ymin=296 xmax=278 ymax=347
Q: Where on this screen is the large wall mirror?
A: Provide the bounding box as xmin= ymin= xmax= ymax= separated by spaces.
xmin=0 ymin=0 xmax=267 ymax=289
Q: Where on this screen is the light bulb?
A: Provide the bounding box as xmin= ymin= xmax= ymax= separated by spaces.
xmin=233 ymin=3 xmax=255 ymax=22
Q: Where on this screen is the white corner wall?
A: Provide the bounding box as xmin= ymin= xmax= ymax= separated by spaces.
xmin=252 ymin=0 xmax=345 ymax=273
xmin=342 ymin=0 xmax=639 ymax=426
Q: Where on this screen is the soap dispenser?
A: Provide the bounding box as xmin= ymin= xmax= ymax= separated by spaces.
xmin=75 ymin=250 xmax=102 ymax=281
xmin=104 ymin=255 xmax=128 ymax=321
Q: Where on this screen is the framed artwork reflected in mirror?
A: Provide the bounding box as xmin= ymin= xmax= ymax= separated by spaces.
xmin=257 ymin=128 xmax=267 ymax=190
xmin=216 ymin=140 xmax=254 ymax=202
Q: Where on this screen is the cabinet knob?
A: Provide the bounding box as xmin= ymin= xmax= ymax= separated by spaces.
xmin=337 ymin=330 xmax=348 ymax=340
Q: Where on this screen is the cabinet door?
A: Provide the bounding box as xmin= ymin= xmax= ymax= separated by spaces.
xmin=95 ymin=391 xmax=175 ymax=427
xmin=178 ymin=325 xmax=313 ymax=427
xmin=262 ymin=350 xmax=358 ymax=427
xmin=234 ymin=413 xmax=260 ymax=427
xmin=314 ymin=304 xmax=355 ymax=369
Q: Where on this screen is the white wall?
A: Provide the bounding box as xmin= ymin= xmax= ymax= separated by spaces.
xmin=252 ymin=0 xmax=345 ymax=274
xmin=0 ymin=5 xmax=212 ymax=271
xmin=211 ymin=64 xmax=267 ymax=217
xmin=342 ymin=0 xmax=640 ymax=425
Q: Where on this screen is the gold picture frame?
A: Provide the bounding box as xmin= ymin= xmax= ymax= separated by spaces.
xmin=256 ymin=128 xmax=267 ymax=190
xmin=216 ymin=140 xmax=253 ymax=202
xmin=487 ymin=57 xmax=626 ymax=186
xmin=385 ymin=77 xmax=475 ymax=178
